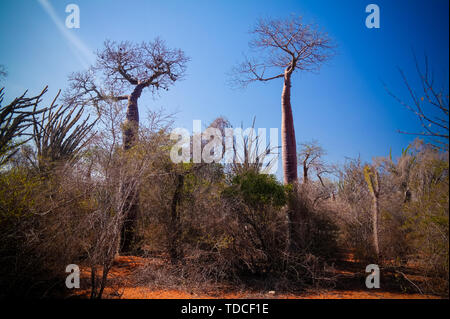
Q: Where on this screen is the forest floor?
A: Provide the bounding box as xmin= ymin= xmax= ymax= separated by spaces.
xmin=72 ymin=252 xmax=444 ymax=299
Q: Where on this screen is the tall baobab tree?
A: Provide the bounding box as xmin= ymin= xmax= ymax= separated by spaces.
xmin=233 ymin=16 xmax=334 ymax=185
xmin=67 ymin=39 xmax=188 ymax=253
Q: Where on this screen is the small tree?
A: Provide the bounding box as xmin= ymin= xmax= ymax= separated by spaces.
xmin=298 ymin=140 xmax=327 ymax=185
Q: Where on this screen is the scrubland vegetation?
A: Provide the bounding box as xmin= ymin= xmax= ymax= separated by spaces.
xmin=0 ymin=16 xmax=448 ymax=299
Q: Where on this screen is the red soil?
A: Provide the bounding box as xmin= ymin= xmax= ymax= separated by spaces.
xmin=72 ymin=255 xmax=443 ymax=299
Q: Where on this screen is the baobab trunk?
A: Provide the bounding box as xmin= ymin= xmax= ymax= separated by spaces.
xmin=120 ymin=84 xmax=143 ymax=254
xmin=282 ymin=70 xmax=301 ymax=253
xmin=281 ymin=72 xmax=298 ymax=185
xmin=123 ymin=84 xmax=143 ymax=149
xmin=303 ymin=161 xmax=309 ymax=184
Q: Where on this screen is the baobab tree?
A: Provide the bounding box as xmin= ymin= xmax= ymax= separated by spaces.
xmin=233 ymin=16 xmax=334 ymax=185
xmin=67 ymin=38 xmax=188 ymax=253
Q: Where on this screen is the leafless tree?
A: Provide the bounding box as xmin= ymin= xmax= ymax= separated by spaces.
xmin=377 ymin=146 xmax=415 ymax=203
xmin=66 ymin=39 xmax=188 ymax=253
xmin=81 ymin=108 xmax=172 ymax=298
xmin=84 ymin=149 xmax=151 ymax=299
xmin=66 ymin=39 xmax=188 ymax=149
xmin=298 ymin=140 xmax=328 ymax=185
xmin=386 ymin=54 xmax=449 ymax=150
xmin=232 ymin=16 xmax=334 ymax=185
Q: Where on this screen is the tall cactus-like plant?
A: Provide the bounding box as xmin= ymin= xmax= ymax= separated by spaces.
xmin=364 ymin=164 xmax=381 ymax=257
xmin=32 ymin=90 xmax=98 ymax=172
xmin=0 ymin=86 xmax=49 ymax=166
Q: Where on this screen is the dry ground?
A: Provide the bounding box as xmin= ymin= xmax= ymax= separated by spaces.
xmin=71 ymin=252 xmax=444 ymax=299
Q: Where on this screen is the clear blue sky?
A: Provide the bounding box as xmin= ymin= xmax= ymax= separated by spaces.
xmin=0 ymin=0 xmax=448 ymax=180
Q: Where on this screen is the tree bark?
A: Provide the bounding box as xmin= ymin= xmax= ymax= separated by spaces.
xmin=123 ymin=84 xmax=143 ymax=150
xmin=281 ymin=71 xmax=298 ymax=185
xmin=303 ymin=161 xmax=309 ymax=184
xmin=281 ymin=70 xmax=301 ymax=254
xmin=120 ymin=84 xmax=144 ymax=254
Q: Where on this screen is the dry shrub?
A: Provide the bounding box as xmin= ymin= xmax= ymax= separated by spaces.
xmin=0 ymin=165 xmax=91 ymax=297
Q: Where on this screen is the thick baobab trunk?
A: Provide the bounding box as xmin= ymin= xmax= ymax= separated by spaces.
xmin=123 ymin=84 xmax=143 ymax=150
xmin=120 ymin=84 xmax=144 ymax=254
xmin=281 ymin=72 xmax=298 ymax=185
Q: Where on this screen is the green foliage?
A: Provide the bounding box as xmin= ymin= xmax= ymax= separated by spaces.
xmin=402 ymin=156 xmax=449 ymax=294
xmin=0 ymin=168 xmax=42 ymax=220
xmin=223 ymin=170 xmax=287 ymax=209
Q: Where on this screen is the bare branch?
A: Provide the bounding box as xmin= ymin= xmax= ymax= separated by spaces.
xmin=385 ymin=54 xmax=449 ymax=150
xmin=66 ymin=38 xmax=189 ymax=111
xmin=231 ymin=15 xmax=335 ymax=88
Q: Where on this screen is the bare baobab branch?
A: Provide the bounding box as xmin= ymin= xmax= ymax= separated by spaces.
xmin=232 ymin=16 xmax=335 ymax=89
